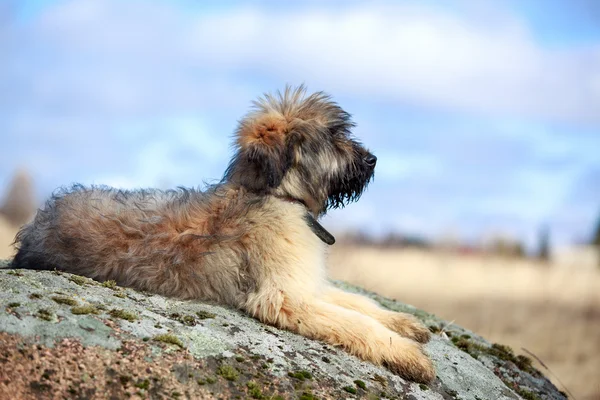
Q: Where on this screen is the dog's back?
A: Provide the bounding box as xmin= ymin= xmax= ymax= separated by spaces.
xmin=12 ymin=183 xmax=292 ymax=305
xmin=13 ymin=185 xmax=185 ymax=271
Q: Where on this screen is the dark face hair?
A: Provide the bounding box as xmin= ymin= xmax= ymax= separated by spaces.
xmin=224 ymin=87 xmax=376 ymax=215
xmin=324 ymin=140 xmax=376 ymax=211
xmin=291 ymin=111 xmax=376 ymax=213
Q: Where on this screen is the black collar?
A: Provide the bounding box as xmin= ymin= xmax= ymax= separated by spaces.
xmin=274 ymin=195 xmax=336 ymax=245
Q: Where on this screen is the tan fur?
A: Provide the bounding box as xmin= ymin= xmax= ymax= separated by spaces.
xmin=13 ymin=86 xmax=435 ymax=383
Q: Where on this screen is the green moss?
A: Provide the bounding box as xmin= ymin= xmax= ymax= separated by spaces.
xmin=372 ymin=374 xmax=387 ymax=386
xmin=168 ymin=313 xmax=197 ymax=326
xmin=343 ymin=386 xmax=357 ymax=394
xmin=113 ymin=292 xmax=127 ymax=298
xmin=517 ymin=389 xmax=542 ymax=400
xmin=353 ymin=380 xmax=366 ymax=390
xmin=197 ymin=379 xmax=206 ymax=385
xmin=516 ymin=354 xmax=532 ymax=367
xmin=29 ymin=293 xmax=42 ymax=299
xmin=418 ymin=383 xmax=429 ymax=391
xmin=169 ymin=313 xmax=196 ymax=325
xmin=452 ymin=337 xmax=473 ymax=352
xmin=490 ymin=343 xmax=514 ymax=359
xmin=69 ymin=275 xmax=89 ymax=286
xmin=235 ymin=355 xmax=245 ymax=362
xmin=71 ymin=305 xmax=100 ymax=315
xmin=299 ymin=391 xmax=317 ymax=400
xmin=153 ymin=334 xmax=183 ymax=348
xmin=515 ymin=354 xmax=537 ymax=374
xmin=486 ymin=343 xmax=538 ymax=374
xmin=287 ymin=370 xmax=312 ymax=381
xmin=196 ymin=310 xmax=216 ymax=319
xmin=171 ymin=392 xmax=181 ymax=398
xmin=51 ymin=296 xmax=78 ymax=306
xmin=6 ymin=270 xmax=23 ymax=276
xmin=216 ymin=365 xmax=239 ymax=381
xmin=36 ymin=309 xmax=53 ymax=321
xmin=101 ymin=280 xmax=118 ymax=289
xmin=246 ymin=382 xmax=264 ymax=399
xmin=109 ymin=308 xmax=137 ymax=322
xmin=205 ymin=376 xmax=216 ymax=384
xmin=451 ymin=337 xmax=530 ymax=368
xmin=272 ymin=396 xmax=285 ymax=400
xmin=134 ymin=379 xmax=150 ymax=390
xmin=7 ymin=302 xmax=20 ymax=308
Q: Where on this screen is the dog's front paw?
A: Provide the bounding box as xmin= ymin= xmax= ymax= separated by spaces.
xmin=384 ymin=339 xmax=435 ymax=383
xmin=381 ymin=312 xmax=431 ymax=344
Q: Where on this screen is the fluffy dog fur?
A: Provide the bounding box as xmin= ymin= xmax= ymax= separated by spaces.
xmin=13 ymin=86 xmax=435 ymax=383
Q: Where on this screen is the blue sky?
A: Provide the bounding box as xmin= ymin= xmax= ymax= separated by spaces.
xmin=1 ymin=0 xmax=599 ymax=250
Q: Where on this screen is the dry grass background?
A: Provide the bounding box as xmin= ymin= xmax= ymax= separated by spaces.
xmin=0 ymin=217 xmax=18 ymax=260
xmin=328 ymin=245 xmax=600 ymax=400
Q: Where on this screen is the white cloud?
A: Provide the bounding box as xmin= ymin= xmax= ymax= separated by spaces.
xmin=200 ymin=4 xmax=600 ymax=122
xmin=9 ymin=0 xmax=597 ymax=123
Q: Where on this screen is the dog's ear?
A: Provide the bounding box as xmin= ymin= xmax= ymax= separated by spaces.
xmin=226 ymin=114 xmax=293 ymax=192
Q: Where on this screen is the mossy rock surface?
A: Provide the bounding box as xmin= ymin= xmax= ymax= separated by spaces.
xmin=0 ymin=262 xmax=566 ymax=399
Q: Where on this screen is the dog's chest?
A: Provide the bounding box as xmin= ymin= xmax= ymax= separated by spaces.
xmin=247 ymin=201 xmax=328 ymax=290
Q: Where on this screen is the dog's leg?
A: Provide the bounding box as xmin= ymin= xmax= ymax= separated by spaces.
xmin=245 ymin=291 xmax=435 ymax=383
xmin=321 ymin=287 xmax=431 ymax=344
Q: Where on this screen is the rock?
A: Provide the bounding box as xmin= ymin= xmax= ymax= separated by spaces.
xmin=0 ymin=262 xmax=566 ymax=400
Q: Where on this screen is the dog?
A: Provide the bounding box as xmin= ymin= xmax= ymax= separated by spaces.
xmin=12 ymin=86 xmax=435 ymax=383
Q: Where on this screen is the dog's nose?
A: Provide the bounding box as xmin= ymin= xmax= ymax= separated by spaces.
xmin=364 ymin=154 xmax=377 ymax=167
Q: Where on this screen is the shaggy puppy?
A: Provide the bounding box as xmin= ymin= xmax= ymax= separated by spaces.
xmin=13 ymin=86 xmax=434 ymax=383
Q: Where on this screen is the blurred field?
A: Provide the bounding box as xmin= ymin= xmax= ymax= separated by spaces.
xmin=0 ymin=217 xmax=18 ymax=260
xmin=329 ymin=246 xmax=600 ymax=400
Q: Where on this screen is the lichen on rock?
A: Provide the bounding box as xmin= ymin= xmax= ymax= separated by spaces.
xmin=0 ymin=263 xmax=567 ymax=399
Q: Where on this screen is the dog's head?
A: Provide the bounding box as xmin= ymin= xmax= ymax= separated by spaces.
xmin=225 ymin=85 xmax=376 ymax=216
